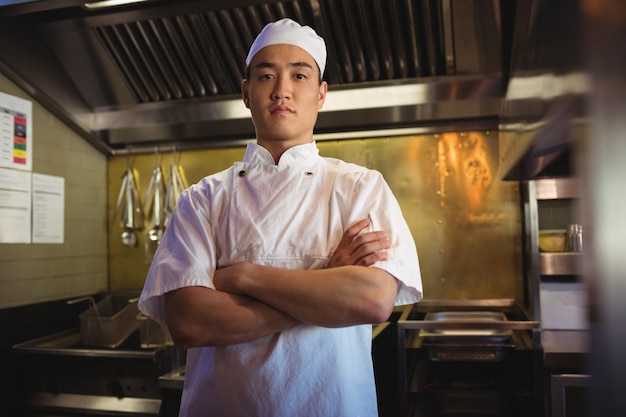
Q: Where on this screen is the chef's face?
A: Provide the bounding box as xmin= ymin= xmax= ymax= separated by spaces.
xmin=242 ymin=44 xmax=327 ymax=154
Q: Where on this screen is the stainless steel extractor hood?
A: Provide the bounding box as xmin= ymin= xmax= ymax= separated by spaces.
xmin=498 ymin=0 xmax=588 ymax=180
xmin=0 ymin=0 xmax=512 ymax=154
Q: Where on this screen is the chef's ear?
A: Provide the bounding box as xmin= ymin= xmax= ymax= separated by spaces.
xmin=317 ymin=81 xmax=328 ymax=109
xmin=242 ymin=79 xmax=250 ymax=108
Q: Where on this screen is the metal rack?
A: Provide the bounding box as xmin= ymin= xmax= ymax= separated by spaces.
xmin=523 ymin=178 xmax=583 ymax=329
xmin=396 ymin=299 xmax=539 ymax=416
xmin=524 ymin=178 xmax=591 ymax=417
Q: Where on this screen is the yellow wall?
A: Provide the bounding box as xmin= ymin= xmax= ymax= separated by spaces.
xmin=108 ymin=131 xmax=522 ymax=300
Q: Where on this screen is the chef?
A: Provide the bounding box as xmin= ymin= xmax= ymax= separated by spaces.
xmin=139 ymin=17 xmax=422 ymax=417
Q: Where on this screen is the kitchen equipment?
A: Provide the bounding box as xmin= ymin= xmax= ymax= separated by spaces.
xmin=567 ymin=223 xmax=583 ymax=252
xmin=398 ymin=300 xmax=538 ymax=417
xmin=418 ymin=311 xmax=514 ymax=362
xmin=143 ymin=150 xmax=166 ymax=261
xmin=13 ymin=292 xmax=174 ymax=417
xmin=13 ymin=329 xmax=172 ymax=417
xmin=113 ymin=159 xmax=144 ymax=247
xmin=539 ymin=229 xmax=567 ymax=252
xmin=138 ymin=314 xmax=173 ymax=348
xmin=121 ymin=173 xmax=138 ymax=247
xmin=70 ymin=294 xmax=142 ymax=348
xmin=163 ymin=152 xmax=188 ymax=228
xmin=420 ymin=311 xmax=513 ymax=345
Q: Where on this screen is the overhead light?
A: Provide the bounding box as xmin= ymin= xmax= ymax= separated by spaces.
xmin=83 ymin=0 xmax=149 ymax=10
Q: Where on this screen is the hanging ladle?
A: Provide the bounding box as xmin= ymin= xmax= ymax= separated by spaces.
xmin=163 ymin=149 xmax=188 ymax=228
xmin=144 ymin=151 xmax=165 ymax=243
xmin=121 ymin=170 xmax=138 ymax=247
xmin=112 ymin=158 xmax=143 ymax=247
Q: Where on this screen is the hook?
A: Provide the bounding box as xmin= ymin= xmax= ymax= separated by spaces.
xmin=126 ymin=148 xmax=132 ymax=169
xmin=154 ymin=146 xmax=161 ymax=166
xmin=172 ymin=145 xmax=180 ymax=165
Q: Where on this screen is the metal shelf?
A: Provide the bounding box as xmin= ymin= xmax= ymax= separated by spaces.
xmin=535 ymin=178 xmax=580 ymax=200
xmin=539 ymin=252 xmax=583 ymax=276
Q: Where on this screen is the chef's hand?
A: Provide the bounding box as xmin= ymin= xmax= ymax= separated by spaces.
xmin=327 ymin=218 xmax=390 ymax=268
xmin=213 ymin=262 xmax=250 ymax=295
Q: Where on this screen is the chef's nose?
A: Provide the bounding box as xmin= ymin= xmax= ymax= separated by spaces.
xmin=272 ymin=77 xmax=291 ymax=100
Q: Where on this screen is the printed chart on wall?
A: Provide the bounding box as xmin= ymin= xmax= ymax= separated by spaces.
xmin=0 ymin=167 xmax=32 ymax=243
xmin=0 ymin=91 xmax=33 ymax=172
xmin=32 ymin=173 xmax=64 ymax=244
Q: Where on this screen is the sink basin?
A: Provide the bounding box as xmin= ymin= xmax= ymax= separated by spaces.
xmin=13 ymin=328 xmax=167 ymax=358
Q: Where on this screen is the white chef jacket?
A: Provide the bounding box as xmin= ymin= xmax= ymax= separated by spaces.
xmin=139 ymin=141 xmax=422 ymax=417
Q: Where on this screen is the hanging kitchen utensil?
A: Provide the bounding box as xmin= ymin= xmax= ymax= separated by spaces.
xmin=143 ymin=149 xmax=166 ymax=262
xmin=112 ymin=156 xmax=144 ymax=247
xmin=163 ymin=149 xmax=188 ymax=228
xmin=121 ymin=171 xmax=138 ymax=247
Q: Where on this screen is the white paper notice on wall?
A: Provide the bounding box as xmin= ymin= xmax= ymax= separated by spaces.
xmin=0 ymin=91 xmax=33 ymax=171
xmin=32 ymin=173 xmax=65 ymax=244
xmin=0 ymin=167 xmax=32 ymax=243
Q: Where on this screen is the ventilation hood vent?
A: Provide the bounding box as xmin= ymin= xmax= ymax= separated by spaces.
xmin=0 ymin=0 xmax=510 ymax=154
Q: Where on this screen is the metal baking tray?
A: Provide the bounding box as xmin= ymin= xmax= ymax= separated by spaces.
xmin=419 ymin=311 xmax=513 ymax=343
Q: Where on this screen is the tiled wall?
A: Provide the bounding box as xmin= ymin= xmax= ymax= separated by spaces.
xmin=0 ymin=74 xmax=108 ymax=309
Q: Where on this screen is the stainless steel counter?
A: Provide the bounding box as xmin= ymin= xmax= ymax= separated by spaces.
xmin=13 ymin=328 xmax=173 ymax=417
xmin=542 ymin=330 xmax=590 ymax=370
xmin=159 ymin=367 xmax=185 ymax=391
xmin=13 ymin=328 xmax=166 ymax=359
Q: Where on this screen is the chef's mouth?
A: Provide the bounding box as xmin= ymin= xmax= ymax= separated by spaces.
xmin=271 ymin=105 xmax=295 ymax=114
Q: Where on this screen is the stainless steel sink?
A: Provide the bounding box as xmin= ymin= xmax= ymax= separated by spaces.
xmin=13 ymin=328 xmax=167 ymax=358
xmin=13 ymin=328 xmax=175 ymax=416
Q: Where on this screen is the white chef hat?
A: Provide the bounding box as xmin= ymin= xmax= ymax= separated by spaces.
xmin=245 ymin=18 xmax=327 ymax=78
